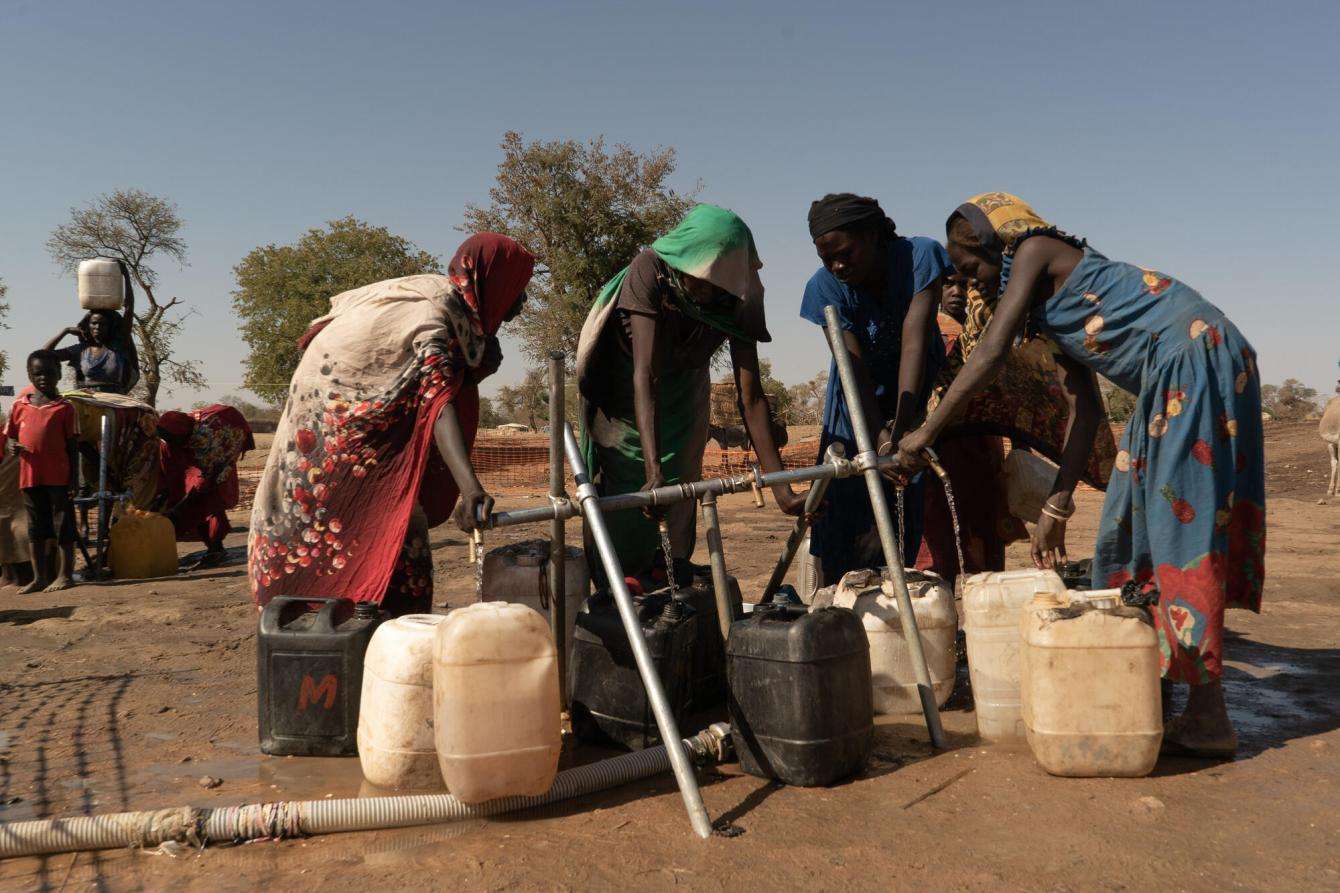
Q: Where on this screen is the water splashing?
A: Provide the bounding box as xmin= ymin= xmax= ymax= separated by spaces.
xmin=658 ymin=519 xmax=679 ymax=599
xmin=924 ymin=449 xmax=966 ymax=599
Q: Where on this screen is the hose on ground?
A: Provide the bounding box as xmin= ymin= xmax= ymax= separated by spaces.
xmin=0 ymin=723 xmax=733 ymax=859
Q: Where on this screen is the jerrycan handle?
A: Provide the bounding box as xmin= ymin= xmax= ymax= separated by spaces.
xmin=259 ymin=596 xmax=351 ymax=635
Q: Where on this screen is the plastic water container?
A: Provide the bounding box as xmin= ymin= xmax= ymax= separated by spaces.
xmin=727 ymin=603 xmax=873 ymax=786
xmin=358 ymin=614 xmax=447 ymax=790
xmin=568 ymin=589 xmax=695 ymax=750
xmin=685 ymin=566 xmax=743 ymax=710
xmin=258 ymin=598 xmax=383 ymax=756
xmin=811 ymin=568 xmax=956 ymax=715
xmin=432 ymin=602 xmax=561 ymax=803
xmin=77 ymin=258 xmax=124 ymax=310
xmin=480 ymin=539 xmax=589 ymax=664
xmin=795 ymin=534 xmax=820 ymax=604
xmin=1020 ymin=589 xmax=1162 ymax=777
xmin=962 ymin=569 xmax=1068 ymax=742
xmin=1003 ymin=449 xmax=1057 ymax=522
xmin=108 ymin=508 xmax=178 ymax=579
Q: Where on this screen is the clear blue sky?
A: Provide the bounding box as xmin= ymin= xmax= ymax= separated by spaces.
xmin=2 ymin=0 xmax=1337 ymax=409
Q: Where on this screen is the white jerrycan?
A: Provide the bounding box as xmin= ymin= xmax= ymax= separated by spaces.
xmin=480 ymin=539 xmax=589 ymax=669
xmin=358 ymin=614 xmax=447 ymax=790
xmin=432 ymin=602 xmax=561 ymax=803
xmin=1020 ymin=588 xmax=1162 ymax=777
xmin=77 ymin=258 xmax=124 ymax=310
xmin=962 ymin=569 xmax=1068 ymax=742
xmin=811 ymin=568 xmax=957 ymax=715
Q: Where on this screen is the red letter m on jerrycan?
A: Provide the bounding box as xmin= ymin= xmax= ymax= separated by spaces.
xmin=298 ymin=673 xmax=339 ymax=711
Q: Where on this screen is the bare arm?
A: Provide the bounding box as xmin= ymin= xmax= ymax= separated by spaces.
xmin=895 ymin=240 xmax=1055 ymax=469
xmin=43 ymin=328 xmax=82 ymax=351
xmin=118 ymin=262 xmax=136 ymax=342
xmin=1030 ymin=352 xmax=1103 ymax=568
xmin=627 ymin=312 xmax=664 ymax=491
xmin=889 ymin=279 xmax=942 ymax=440
xmin=434 ymin=401 xmax=492 ymax=532
xmin=730 ymin=338 xmax=803 ymax=514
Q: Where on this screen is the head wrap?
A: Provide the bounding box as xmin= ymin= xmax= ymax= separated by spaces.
xmin=443 ymin=233 xmax=535 ymax=367
xmin=807 ymin=193 xmax=895 ymax=241
xmin=947 ymin=192 xmax=1052 ymax=256
xmin=157 ymin=411 xmax=194 ymax=439
xmin=648 ymin=204 xmax=768 ymax=343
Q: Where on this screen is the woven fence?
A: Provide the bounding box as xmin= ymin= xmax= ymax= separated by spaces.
xmin=233 ymin=431 xmax=822 ymax=508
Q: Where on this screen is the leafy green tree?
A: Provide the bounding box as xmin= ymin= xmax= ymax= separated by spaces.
xmin=232 ymin=217 xmax=440 ymax=404
xmin=1261 ymin=378 xmax=1319 ymax=421
xmin=46 ymin=189 xmax=202 ymax=406
xmin=463 ymin=131 xmax=697 ymax=366
xmin=478 ymin=395 xmax=504 ymax=429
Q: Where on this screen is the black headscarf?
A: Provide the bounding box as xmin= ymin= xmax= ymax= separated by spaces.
xmin=807 ymin=193 xmax=896 ymax=241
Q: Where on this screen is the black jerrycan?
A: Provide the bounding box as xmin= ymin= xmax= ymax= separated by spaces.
xmin=568 ymin=588 xmax=696 ymax=750
xmin=727 ymin=602 xmax=873 ymax=786
xmin=684 ymin=564 xmax=743 ymax=711
xmin=257 ymin=597 xmax=383 ymax=756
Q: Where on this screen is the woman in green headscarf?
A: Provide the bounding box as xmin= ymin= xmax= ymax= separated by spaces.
xmin=577 ymin=204 xmax=804 ymax=579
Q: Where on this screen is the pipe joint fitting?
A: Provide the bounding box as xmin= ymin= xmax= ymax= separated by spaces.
xmin=853 ymin=450 xmax=880 ymax=473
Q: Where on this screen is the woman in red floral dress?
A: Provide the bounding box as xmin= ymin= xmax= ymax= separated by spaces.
xmin=248 ymin=234 xmax=533 ymax=616
xmin=157 ymin=405 xmax=255 ymax=570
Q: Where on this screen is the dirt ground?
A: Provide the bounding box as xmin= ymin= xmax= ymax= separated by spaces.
xmin=0 ymin=420 xmax=1336 ymax=891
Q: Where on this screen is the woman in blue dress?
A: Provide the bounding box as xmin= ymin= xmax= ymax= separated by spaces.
xmin=801 ymin=194 xmax=950 ymax=584
xmin=895 ymin=193 xmax=1265 ymax=757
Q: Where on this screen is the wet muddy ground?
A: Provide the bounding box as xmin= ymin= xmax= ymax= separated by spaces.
xmin=0 ymin=421 xmax=1336 ymax=891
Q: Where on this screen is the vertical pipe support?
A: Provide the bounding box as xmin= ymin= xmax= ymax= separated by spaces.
xmin=547 ymin=352 xmax=569 ymax=711
xmin=562 ymin=424 xmax=713 ymax=839
xmin=698 ymin=491 xmax=734 ymax=642
xmin=95 ymin=411 xmax=113 ymax=577
xmin=821 ymin=305 xmax=946 ymax=748
xmin=759 ymin=443 xmax=843 ymax=603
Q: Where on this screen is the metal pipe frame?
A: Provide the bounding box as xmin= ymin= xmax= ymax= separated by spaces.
xmin=759 ymin=443 xmax=843 ymax=603
xmin=562 ymin=424 xmax=714 ymax=839
xmin=488 ymin=450 xmax=866 ymax=530
xmin=546 ymin=353 xmax=569 ymax=711
xmin=820 ymin=304 xmax=945 ymax=748
xmin=698 ymin=491 xmax=734 ymax=642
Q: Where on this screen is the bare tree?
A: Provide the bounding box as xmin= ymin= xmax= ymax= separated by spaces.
xmin=46 ymin=189 xmax=203 ymax=406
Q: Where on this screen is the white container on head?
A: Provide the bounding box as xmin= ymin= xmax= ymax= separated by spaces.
xmin=480 ymin=539 xmax=588 ymax=674
xmin=77 ymin=259 xmax=124 ymax=311
xmin=810 ymin=567 xmax=957 ymax=715
xmin=432 ymin=602 xmax=561 ymax=803
xmin=962 ymin=568 xmax=1068 ymax=742
xmin=357 ymin=614 xmax=448 ymax=790
xmin=1020 ymin=588 xmax=1162 ymax=777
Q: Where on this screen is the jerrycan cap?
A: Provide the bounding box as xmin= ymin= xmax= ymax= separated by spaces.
xmin=1031 ymin=588 xmax=1063 ymax=609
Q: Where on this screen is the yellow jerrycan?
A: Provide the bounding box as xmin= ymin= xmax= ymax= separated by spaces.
xmin=109 ymin=508 xmax=179 ymax=579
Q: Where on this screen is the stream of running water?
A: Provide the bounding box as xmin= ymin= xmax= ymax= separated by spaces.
xmin=925 ymin=453 xmax=966 ymax=598
xmin=658 ymin=519 xmax=679 ymax=598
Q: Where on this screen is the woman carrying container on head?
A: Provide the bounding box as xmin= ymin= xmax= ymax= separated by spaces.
xmin=894 ymin=193 xmax=1264 ymax=757
xmin=576 ymin=204 xmax=803 ymax=582
xmin=801 ymin=194 xmax=949 ymax=585
xmin=43 ymin=261 xmax=140 ymax=395
xmin=155 ymin=406 xmax=255 ymax=571
xmin=249 ymin=234 xmax=534 ymax=616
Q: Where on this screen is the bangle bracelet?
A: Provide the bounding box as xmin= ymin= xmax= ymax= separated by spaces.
xmin=1041 ymin=500 xmax=1074 ymax=521
xmin=1039 ymin=504 xmax=1070 ymax=522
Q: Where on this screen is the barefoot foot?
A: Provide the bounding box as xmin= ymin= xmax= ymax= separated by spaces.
xmin=43 ymin=577 xmax=74 ymax=593
xmin=1161 ymin=680 xmax=1237 ymax=757
xmin=18 ymin=581 xmax=47 ymax=595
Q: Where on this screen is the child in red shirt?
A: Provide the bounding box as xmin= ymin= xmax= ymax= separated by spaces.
xmin=5 ymin=352 xmax=79 ymax=593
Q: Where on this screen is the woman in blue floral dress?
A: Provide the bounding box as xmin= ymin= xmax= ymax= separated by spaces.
xmin=895 ymin=193 xmax=1264 ymax=757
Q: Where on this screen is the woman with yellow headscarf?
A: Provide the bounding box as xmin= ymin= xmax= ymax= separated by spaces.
xmin=895 ymin=193 xmax=1264 ymax=758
